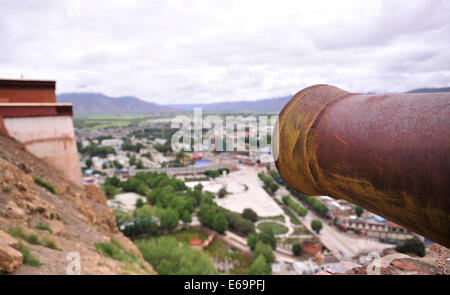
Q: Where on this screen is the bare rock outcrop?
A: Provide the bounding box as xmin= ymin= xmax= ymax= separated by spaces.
xmin=0 ymin=230 xmax=23 ymax=273
xmin=344 ymin=245 xmax=449 ymax=275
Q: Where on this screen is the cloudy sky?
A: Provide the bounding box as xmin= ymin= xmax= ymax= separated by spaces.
xmin=1 ymin=0 xmax=449 ymax=104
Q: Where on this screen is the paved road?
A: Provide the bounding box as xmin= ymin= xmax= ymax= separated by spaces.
xmin=275 ymin=186 xmax=389 ymax=260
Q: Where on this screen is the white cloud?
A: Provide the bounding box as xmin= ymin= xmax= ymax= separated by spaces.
xmin=0 ymin=0 xmax=449 ymax=104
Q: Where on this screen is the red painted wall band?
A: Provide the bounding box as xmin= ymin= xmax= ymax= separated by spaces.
xmin=0 ymin=105 xmax=73 ymax=118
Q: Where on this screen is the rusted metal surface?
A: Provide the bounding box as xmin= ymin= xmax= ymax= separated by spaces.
xmin=275 ymin=84 xmax=450 ymax=247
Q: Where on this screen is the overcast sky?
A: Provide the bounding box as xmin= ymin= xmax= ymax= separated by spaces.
xmin=1 ymin=0 xmax=449 ymax=104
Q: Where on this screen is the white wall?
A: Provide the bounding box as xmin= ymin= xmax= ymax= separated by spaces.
xmin=4 ymin=116 xmax=82 ymax=186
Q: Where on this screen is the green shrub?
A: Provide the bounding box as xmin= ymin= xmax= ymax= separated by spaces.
xmin=95 ymin=238 xmax=140 ymax=263
xmin=242 ymin=208 xmax=258 ymax=222
xmin=18 ymin=241 xmax=40 ymax=267
xmin=135 ymin=197 xmax=145 ymax=208
xmin=9 ymin=226 xmax=59 ymax=250
xmin=221 ymin=208 xmax=254 ymax=236
xmin=311 ymin=219 xmax=323 ymax=234
xmin=287 ymin=187 xmax=329 ymax=217
xmin=269 ymin=170 xmax=281 ymax=182
xmin=355 ymin=206 xmax=363 ymax=217
xmin=2 ymin=186 xmax=13 ymax=193
xmin=257 ymin=222 xmax=288 ymax=235
xmin=41 ymin=236 xmax=59 ymax=250
xmin=258 ymin=172 xmax=279 ymax=195
xmin=292 ymin=242 xmax=303 ymax=256
xmin=282 ymin=195 xmax=308 ymax=217
xmin=32 ymin=176 xmax=56 ymax=194
xmin=218 ymin=188 xmax=228 ymax=199
xmin=395 ymin=238 xmax=425 ymax=257
xmin=282 ymin=207 xmax=301 ymax=225
xmin=36 ymin=222 xmax=52 ymax=233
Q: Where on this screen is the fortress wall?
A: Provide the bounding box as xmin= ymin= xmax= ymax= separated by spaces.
xmin=0 ymin=79 xmax=82 ymax=187
xmin=2 ymin=115 xmax=82 ymax=186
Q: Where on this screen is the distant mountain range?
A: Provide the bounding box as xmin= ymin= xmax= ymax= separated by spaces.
xmin=406 ymin=87 xmax=450 ymax=93
xmin=58 ymin=93 xmax=175 ymax=115
xmin=58 ymin=87 xmax=450 ymax=115
xmin=163 ymin=95 xmax=292 ymax=112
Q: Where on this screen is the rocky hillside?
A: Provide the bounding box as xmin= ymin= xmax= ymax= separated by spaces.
xmin=0 ymin=134 xmax=155 ymax=275
xmin=342 ymin=246 xmax=449 ymax=275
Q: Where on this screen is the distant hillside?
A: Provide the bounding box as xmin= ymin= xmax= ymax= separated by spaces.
xmin=58 ymin=86 xmax=450 ymax=115
xmin=57 ymin=93 xmax=175 ymax=115
xmin=165 ymin=95 xmax=292 ymax=112
xmin=406 ymin=87 xmax=450 ymax=93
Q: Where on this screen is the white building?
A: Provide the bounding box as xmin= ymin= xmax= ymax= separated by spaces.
xmin=292 ymin=259 xmax=325 ymax=275
xmin=101 ymin=139 xmax=121 ymax=147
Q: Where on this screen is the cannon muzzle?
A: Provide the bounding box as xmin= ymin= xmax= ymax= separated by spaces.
xmin=274 ymin=84 xmax=450 ymax=247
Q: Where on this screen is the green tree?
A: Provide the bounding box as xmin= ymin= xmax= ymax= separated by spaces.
xmin=142 ymin=152 xmax=152 ymax=160
xmin=395 ymin=238 xmax=425 ymax=257
xmin=218 ymin=188 xmax=227 ymax=199
xmin=292 ymin=242 xmax=303 ymax=256
xmin=355 ymin=206 xmax=363 ymax=217
xmin=136 ymin=236 xmax=217 ymax=275
xmin=85 ymin=158 xmax=93 ymax=168
xmin=136 ymin=160 xmax=145 ymax=169
xmin=136 ymin=183 xmax=148 ymax=196
xmin=213 ymin=214 xmax=228 ymax=234
xmin=194 ymin=183 xmax=203 ymax=191
xmin=248 ymin=255 xmax=271 ymax=275
xmin=247 ymin=229 xmax=276 ymax=250
xmin=159 ymin=209 xmax=179 ymax=231
xmin=105 ymin=176 xmax=121 ymax=187
xmin=135 ymin=197 xmax=144 ymax=208
xmin=113 ymin=160 xmax=123 ymax=169
xmin=253 ymin=241 xmax=275 ymax=264
xmin=181 ymin=211 xmax=192 ymax=223
xmin=129 ymin=155 xmax=137 ymax=166
xmin=311 ymin=219 xmax=323 ymax=234
xmin=242 ymin=208 xmax=258 ymax=222
xmin=103 ymin=185 xmax=118 ymax=198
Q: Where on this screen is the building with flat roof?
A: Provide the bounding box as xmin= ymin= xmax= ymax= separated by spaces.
xmin=0 ymin=79 xmax=82 ymax=186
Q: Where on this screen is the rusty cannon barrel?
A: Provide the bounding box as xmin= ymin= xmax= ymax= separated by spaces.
xmin=274 ymin=84 xmax=450 ymax=247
